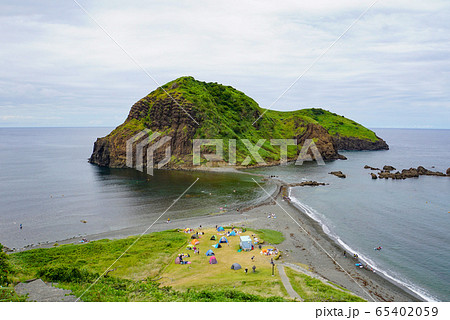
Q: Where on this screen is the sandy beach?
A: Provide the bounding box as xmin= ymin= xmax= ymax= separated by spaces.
xmin=15 ymin=172 xmax=423 ymax=302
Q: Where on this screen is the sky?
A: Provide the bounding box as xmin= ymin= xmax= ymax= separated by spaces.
xmin=1 ymin=0 xmax=449 ymax=128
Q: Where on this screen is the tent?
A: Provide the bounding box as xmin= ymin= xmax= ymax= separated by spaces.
xmin=175 ymin=256 xmax=181 ymax=264
xmin=205 ymin=249 xmax=215 ymax=256
xmin=219 ymin=236 xmax=228 ymax=243
xmin=240 ymin=236 xmax=253 ymax=251
xmin=231 ymin=263 xmax=241 ymax=270
xmin=186 ymin=244 xmax=194 ymax=250
xmin=217 ymin=226 xmax=225 ymax=231
xmin=210 ymin=235 xmax=217 ymax=241
xmin=191 ymin=239 xmax=200 ymax=245
xmin=191 ymin=234 xmax=199 ymax=239
xmin=209 ymin=256 xmax=218 ymax=264
xmin=229 ymin=230 xmax=237 ymax=236
xmin=212 ymin=243 xmax=222 ymax=249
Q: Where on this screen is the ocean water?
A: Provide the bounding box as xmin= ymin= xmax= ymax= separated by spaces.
xmin=0 ymin=127 xmax=272 ymax=249
xmin=246 ymin=129 xmax=450 ymax=301
xmin=0 ymin=127 xmax=448 ymax=301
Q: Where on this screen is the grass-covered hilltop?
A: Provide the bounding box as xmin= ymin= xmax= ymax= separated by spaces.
xmin=90 ymin=76 xmax=388 ymax=169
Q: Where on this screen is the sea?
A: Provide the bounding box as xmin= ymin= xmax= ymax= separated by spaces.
xmin=0 ymin=127 xmax=449 ymax=301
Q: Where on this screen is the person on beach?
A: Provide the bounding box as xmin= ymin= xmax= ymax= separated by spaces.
xmin=343 ymin=251 xmax=346 ymax=257
xmin=167 ymin=218 xmax=170 ymax=224
xmin=252 ymin=265 xmax=256 ymax=273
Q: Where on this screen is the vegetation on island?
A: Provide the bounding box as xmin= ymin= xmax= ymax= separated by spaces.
xmin=91 ymin=76 xmax=387 ymax=168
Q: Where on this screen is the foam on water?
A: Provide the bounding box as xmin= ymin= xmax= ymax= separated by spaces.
xmin=289 ymin=189 xmax=439 ymax=302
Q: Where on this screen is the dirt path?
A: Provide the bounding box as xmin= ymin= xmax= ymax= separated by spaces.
xmin=14 ymin=279 xmax=78 ymax=302
xmin=277 ymin=265 xmax=303 ymax=301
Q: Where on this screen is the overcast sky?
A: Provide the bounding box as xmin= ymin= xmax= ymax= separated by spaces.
xmin=1 ymin=0 xmax=449 ymax=128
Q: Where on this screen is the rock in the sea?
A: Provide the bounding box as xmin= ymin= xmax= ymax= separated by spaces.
xmin=376 ymin=166 xmax=447 ymax=180
xmin=447 ymin=168 xmax=450 ymax=176
xmin=370 ymin=173 xmax=378 ymax=179
xmin=383 ymin=165 xmax=396 ymax=171
xmin=364 ymin=165 xmax=380 ymax=170
xmin=288 ymin=181 xmax=329 ymax=187
xmin=329 ymin=171 xmax=346 ymax=178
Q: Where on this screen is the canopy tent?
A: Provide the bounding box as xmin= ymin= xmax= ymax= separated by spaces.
xmin=209 ymin=256 xmax=218 ymax=264
xmin=230 ymin=263 xmax=241 ymax=270
xmin=217 ymin=226 xmax=225 ymax=231
xmin=239 ymin=236 xmax=253 ymax=251
xmin=219 ymin=236 xmax=228 ymax=243
xmin=205 ymin=249 xmax=215 ymax=256
xmin=191 ymin=239 xmax=200 ymax=245
xmin=210 ymin=235 xmax=217 ymax=241
xmin=229 ymin=230 xmax=237 ymax=236
xmin=212 ymin=243 xmax=222 ymax=249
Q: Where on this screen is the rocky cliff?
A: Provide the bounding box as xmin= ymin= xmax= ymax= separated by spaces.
xmin=89 ymin=77 xmax=388 ymax=170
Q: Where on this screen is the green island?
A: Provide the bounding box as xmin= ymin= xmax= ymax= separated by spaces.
xmin=89 ymin=76 xmax=388 ymax=169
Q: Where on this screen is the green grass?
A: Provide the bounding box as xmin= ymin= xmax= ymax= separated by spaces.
xmin=6 ymin=227 xmax=362 ymax=302
xmin=9 ymin=230 xmax=188 ymax=281
xmin=284 ymin=267 xmax=365 ymax=302
xmin=253 ymin=229 xmax=285 ymax=245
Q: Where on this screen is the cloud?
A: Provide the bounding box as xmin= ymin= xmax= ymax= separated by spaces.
xmin=0 ymin=0 xmax=449 ymax=128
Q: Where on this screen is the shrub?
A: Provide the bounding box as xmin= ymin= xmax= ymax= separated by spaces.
xmin=37 ymin=266 xmax=98 ymax=283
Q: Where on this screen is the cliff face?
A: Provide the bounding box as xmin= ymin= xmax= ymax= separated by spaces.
xmin=89 ymin=77 xmax=388 ymax=170
xmin=332 ymin=134 xmax=389 ymax=151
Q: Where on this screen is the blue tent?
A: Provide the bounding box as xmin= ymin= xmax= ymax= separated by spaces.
xmin=229 ymin=230 xmax=236 ymax=236
xmin=206 ymin=249 xmax=215 ymax=256
xmin=219 ymin=236 xmax=228 ymax=243
xmin=212 ymin=243 xmax=222 ymax=248
xmin=217 ymin=226 xmax=225 ymax=231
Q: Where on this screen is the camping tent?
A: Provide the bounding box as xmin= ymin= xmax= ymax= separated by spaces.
xmin=219 ymin=236 xmax=228 ymax=243
xmin=186 ymin=244 xmax=194 ymax=250
xmin=229 ymin=230 xmax=237 ymax=236
xmin=239 ymin=236 xmax=253 ymax=251
xmin=175 ymin=256 xmax=181 ymax=264
xmin=206 ymin=249 xmax=215 ymax=256
xmin=217 ymin=226 xmax=225 ymax=231
xmin=191 ymin=239 xmax=200 ymax=245
xmin=210 ymin=235 xmax=217 ymax=241
xmin=191 ymin=234 xmax=199 ymax=239
xmin=212 ymin=243 xmax=222 ymax=249
xmin=209 ymin=256 xmax=218 ymax=264
xmin=231 ymin=263 xmax=241 ymax=270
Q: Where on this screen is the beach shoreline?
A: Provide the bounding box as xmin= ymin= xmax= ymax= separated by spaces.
xmin=9 ymin=172 xmax=425 ymax=302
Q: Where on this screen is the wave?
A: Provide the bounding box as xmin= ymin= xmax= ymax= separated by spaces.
xmin=288 ymin=188 xmax=438 ymax=302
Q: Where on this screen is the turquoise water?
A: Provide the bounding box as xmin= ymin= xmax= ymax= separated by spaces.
xmin=246 ymin=129 xmax=450 ymax=301
xmin=0 ymin=128 xmax=271 ymax=249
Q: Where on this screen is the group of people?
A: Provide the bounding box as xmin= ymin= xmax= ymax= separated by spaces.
xmin=267 ymin=213 xmax=277 ymax=219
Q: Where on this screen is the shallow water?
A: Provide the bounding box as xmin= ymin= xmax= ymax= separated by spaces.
xmin=0 ymin=127 xmax=272 ymax=249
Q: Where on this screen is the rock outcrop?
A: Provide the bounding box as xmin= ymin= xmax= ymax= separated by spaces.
xmin=376 ymin=166 xmax=447 ymax=180
xmin=329 ymin=171 xmax=346 ymax=178
xmin=332 ymin=134 xmax=389 ymax=151
xmin=288 ymin=181 xmax=329 ymax=187
xmin=364 ymin=165 xmax=380 ymax=170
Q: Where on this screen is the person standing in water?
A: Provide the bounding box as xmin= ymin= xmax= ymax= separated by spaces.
xmin=19 ymin=224 xmax=22 ymax=230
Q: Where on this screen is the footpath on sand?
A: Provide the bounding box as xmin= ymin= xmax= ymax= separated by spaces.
xmin=277 ymin=265 xmax=303 ymax=301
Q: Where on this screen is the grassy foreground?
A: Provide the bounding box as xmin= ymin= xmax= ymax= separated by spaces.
xmin=3 ymin=227 xmax=363 ymax=302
